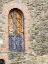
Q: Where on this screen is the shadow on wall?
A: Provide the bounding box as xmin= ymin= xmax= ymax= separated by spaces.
xmin=0 ymin=59 xmax=5 ymax=64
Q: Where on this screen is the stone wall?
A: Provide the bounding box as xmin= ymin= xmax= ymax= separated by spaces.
xmin=28 ymin=0 xmax=48 ymax=56
xmin=0 ymin=0 xmax=48 ymax=64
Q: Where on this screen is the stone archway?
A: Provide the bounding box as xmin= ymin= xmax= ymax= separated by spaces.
xmin=2 ymin=1 xmax=31 ymax=53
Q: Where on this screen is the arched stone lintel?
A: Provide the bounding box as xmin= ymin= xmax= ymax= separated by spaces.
xmin=2 ymin=1 xmax=31 ymax=19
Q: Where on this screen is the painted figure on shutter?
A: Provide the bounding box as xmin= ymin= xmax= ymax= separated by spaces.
xmin=8 ymin=8 xmax=24 ymax=52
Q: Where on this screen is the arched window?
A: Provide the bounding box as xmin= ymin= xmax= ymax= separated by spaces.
xmin=8 ymin=8 xmax=24 ymax=52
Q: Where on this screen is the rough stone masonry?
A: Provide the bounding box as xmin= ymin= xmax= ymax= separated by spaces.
xmin=0 ymin=0 xmax=48 ymax=64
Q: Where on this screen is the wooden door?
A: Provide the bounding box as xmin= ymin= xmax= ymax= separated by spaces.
xmin=8 ymin=9 xmax=24 ymax=52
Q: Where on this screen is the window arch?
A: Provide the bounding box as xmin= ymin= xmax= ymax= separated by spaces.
xmin=2 ymin=1 xmax=31 ymax=53
xmin=8 ymin=8 xmax=24 ymax=52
